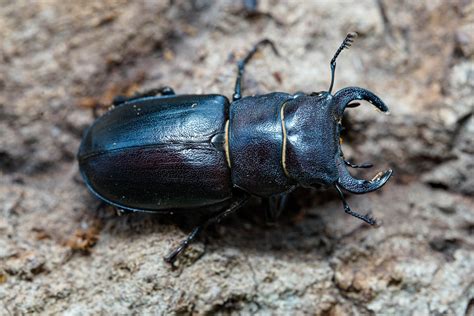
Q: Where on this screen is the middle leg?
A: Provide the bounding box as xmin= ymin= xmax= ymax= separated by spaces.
xmin=164 ymin=193 xmax=250 ymax=264
xmin=232 ymin=39 xmax=279 ymax=101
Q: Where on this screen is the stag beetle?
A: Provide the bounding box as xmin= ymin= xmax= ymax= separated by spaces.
xmin=78 ymin=33 xmax=392 ymax=263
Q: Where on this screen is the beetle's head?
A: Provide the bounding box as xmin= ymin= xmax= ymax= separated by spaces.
xmin=282 ymin=87 xmax=392 ymax=194
xmin=331 ymin=87 xmax=392 ymax=193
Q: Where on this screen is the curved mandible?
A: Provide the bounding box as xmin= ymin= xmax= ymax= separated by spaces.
xmin=336 ymin=154 xmax=392 ymax=194
xmin=333 ymin=87 xmax=389 ymax=118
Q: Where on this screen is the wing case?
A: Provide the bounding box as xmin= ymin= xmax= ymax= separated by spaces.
xmin=78 ymin=95 xmax=232 ymax=211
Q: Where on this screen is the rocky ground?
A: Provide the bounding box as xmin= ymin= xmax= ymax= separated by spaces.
xmin=0 ymin=0 xmax=473 ymax=314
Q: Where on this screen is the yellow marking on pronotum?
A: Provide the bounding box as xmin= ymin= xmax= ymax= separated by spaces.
xmin=224 ymin=120 xmax=231 ymax=168
xmin=280 ymin=102 xmax=290 ymax=177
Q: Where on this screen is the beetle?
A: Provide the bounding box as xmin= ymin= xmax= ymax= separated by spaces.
xmin=77 ymin=33 xmax=392 ymax=263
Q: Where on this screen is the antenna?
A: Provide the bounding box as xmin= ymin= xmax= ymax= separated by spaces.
xmin=328 ymin=32 xmax=357 ymax=94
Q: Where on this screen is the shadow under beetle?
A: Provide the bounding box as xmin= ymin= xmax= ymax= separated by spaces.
xmin=77 ymin=33 xmax=393 ymax=263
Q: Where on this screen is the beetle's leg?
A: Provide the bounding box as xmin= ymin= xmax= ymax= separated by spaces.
xmin=232 ymin=39 xmax=279 ymax=101
xmin=344 ymin=160 xmax=373 ymax=169
xmin=334 ymin=184 xmax=376 ymax=225
xmin=328 ymin=32 xmax=357 ymax=94
xmin=265 ymin=193 xmax=288 ymax=224
xmin=113 ymin=86 xmax=175 ymax=106
xmin=163 ymin=226 xmax=203 ymax=265
xmin=164 ymin=193 xmax=250 ymax=264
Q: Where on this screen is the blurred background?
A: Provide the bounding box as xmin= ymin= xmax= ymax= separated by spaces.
xmin=0 ymin=0 xmax=473 ymax=314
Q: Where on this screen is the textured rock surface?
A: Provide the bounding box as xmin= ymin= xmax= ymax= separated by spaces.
xmin=1 ymin=0 xmax=473 ymax=314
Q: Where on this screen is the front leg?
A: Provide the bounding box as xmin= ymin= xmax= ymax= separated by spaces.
xmin=265 ymin=193 xmax=289 ymax=224
xmin=334 ymin=184 xmax=376 ymax=225
xmin=344 ymin=160 xmax=373 ymax=169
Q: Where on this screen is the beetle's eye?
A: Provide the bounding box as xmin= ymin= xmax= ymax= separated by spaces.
xmin=310 ymin=91 xmax=326 ymax=97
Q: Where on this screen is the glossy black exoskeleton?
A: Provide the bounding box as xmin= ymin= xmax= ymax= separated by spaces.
xmin=77 ymin=33 xmax=392 ymax=263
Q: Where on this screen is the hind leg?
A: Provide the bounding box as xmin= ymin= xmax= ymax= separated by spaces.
xmin=113 ymin=86 xmax=175 ymax=106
